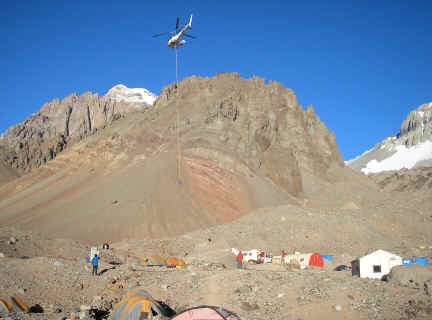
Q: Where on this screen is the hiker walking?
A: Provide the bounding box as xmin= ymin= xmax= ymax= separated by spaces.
xmin=236 ymin=250 xmax=243 ymax=269
xmin=92 ymin=254 xmax=99 ymax=276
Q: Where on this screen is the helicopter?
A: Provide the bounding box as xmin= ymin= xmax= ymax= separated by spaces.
xmin=152 ymin=14 xmax=195 ymax=48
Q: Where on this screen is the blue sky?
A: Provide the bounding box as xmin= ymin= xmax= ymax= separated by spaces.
xmin=2 ymin=0 xmax=431 ymax=160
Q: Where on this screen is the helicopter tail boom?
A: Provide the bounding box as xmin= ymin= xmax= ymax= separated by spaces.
xmin=187 ymin=14 xmax=193 ymax=30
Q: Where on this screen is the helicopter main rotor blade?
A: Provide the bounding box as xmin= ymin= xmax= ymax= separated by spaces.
xmin=176 ymin=17 xmax=179 ymax=30
xmin=152 ymin=32 xmax=171 ymax=38
xmin=183 ymin=33 xmax=196 ymax=39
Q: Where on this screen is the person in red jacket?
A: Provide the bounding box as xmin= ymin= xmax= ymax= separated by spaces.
xmin=236 ymin=251 xmax=243 ymax=269
xmin=281 ymin=250 xmax=286 ymax=264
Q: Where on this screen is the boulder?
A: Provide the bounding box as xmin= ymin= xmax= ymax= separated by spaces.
xmin=389 ymin=265 xmax=432 ymax=292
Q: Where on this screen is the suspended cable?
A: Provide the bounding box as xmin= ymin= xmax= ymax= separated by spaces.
xmin=175 ymin=46 xmax=182 ymax=184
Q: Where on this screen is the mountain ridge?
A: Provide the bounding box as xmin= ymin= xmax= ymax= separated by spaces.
xmin=0 ymin=72 xmax=347 ymax=241
xmin=0 ymin=84 xmax=157 ymax=177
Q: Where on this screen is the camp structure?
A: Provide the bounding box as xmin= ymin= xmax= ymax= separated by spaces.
xmin=284 ymin=253 xmax=312 ymax=269
xmin=90 ymin=247 xmax=99 ymax=259
xmin=166 ymin=257 xmax=186 ymax=268
xmin=0 ymin=296 xmax=29 ymax=313
xmin=110 ymin=288 xmax=169 ymax=320
xmin=171 ymin=305 xmax=240 ymax=320
xmin=309 ymin=253 xmax=324 ymax=268
xmin=231 ymin=248 xmax=268 ymax=264
xmin=142 ymin=256 xmax=165 ymax=267
xmin=351 ymin=249 xmax=402 ymax=279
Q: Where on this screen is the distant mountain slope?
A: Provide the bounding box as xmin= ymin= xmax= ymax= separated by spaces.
xmin=0 ymin=85 xmax=157 ymax=178
xmin=347 ymin=102 xmax=432 ymax=174
xmin=0 ymin=73 xmax=346 ymax=242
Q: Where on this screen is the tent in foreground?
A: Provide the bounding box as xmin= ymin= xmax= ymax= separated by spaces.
xmin=171 ymin=306 xmax=240 ymax=320
xmin=110 ymin=288 xmax=169 ymax=320
xmin=0 ymin=296 xmax=29 ymax=313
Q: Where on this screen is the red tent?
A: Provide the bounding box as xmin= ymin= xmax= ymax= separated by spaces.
xmin=309 ymin=253 xmax=324 ymax=268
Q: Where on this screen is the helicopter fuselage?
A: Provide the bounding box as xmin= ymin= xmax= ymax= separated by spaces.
xmin=168 ymin=28 xmax=188 ymax=48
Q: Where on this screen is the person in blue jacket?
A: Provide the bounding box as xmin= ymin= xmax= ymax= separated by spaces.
xmin=92 ymin=254 xmax=99 ymax=276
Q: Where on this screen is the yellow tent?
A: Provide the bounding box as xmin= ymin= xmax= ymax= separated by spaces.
xmin=0 ymin=296 xmax=29 ymax=313
xmin=166 ymin=257 xmax=186 ymax=268
xmin=110 ymin=288 xmax=168 ymax=320
xmin=142 ymin=256 xmax=165 ymax=266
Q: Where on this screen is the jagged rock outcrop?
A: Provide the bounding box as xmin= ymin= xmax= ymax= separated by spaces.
xmin=0 ymin=87 xmax=155 ymax=174
xmin=347 ymin=102 xmax=432 ymax=174
xmin=400 ymin=102 xmax=432 ymax=147
xmin=154 ymin=73 xmax=344 ymax=197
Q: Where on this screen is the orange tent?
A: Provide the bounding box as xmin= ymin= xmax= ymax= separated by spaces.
xmin=166 ymin=257 xmax=185 ymax=268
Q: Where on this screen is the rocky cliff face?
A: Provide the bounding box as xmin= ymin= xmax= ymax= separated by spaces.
xmin=399 ymin=102 xmax=432 ymax=147
xmin=347 ymin=102 xmax=432 ymax=174
xmin=154 ymin=73 xmax=344 ymax=197
xmin=0 ymin=86 xmax=155 ymax=174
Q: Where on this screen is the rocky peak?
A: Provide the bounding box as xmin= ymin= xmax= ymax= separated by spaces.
xmin=399 ymin=102 xmax=432 ymax=147
xmin=347 ymin=101 xmax=432 ymax=174
xmin=0 ymin=86 xmax=157 ymax=174
xmin=154 ymin=73 xmax=344 ymax=197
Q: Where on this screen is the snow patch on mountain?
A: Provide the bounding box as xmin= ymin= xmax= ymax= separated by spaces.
xmin=105 ymin=84 xmax=157 ymax=106
xmin=347 ymin=101 xmax=432 ymax=174
xmin=361 ymin=140 xmax=432 ymax=174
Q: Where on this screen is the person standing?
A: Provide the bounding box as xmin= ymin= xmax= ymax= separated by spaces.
xmin=92 ymin=254 xmax=99 ymax=276
xmin=236 ymin=250 xmax=243 ymax=269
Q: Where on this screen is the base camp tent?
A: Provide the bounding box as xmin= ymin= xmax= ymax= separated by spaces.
xmin=110 ymin=288 xmax=169 ymax=320
xmin=171 ymin=306 xmax=240 ymax=320
xmin=166 ymin=257 xmax=186 ymax=268
xmin=309 ymin=253 xmax=324 ymax=268
xmin=351 ymin=249 xmax=402 ymax=279
xmin=142 ymin=256 xmax=165 ymax=267
xmin=0 ymin=296 xmax=29 ymax=313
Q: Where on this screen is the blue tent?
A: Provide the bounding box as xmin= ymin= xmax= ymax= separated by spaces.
xmin=402 ymin=257 xmax=428 ymax=266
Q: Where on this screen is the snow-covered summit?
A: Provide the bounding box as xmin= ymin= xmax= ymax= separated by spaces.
xmin=347 ymin=102 xmax=432 ymax=174
xmin=105 ymin=84 xmax=157 ymax=106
